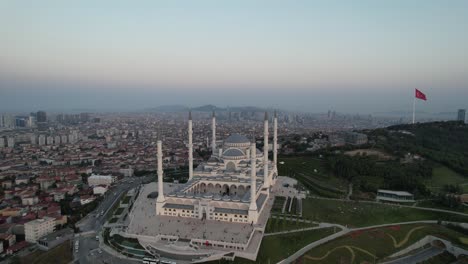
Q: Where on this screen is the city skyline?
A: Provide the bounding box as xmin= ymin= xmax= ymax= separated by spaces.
xmin=1 ymin=2 xmax=468 ymax=262
xmin=1 ymin=1 xmax=468 ymax=113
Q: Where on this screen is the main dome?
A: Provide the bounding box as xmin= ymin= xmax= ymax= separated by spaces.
xmin=224 ymin=134 xmax=250 ymax=144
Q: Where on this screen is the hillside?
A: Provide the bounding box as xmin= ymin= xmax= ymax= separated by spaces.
xmin=368 ymin=121 xmax=468 ymax=175
xmin=279 ymin=121 xmax=468 ymax=208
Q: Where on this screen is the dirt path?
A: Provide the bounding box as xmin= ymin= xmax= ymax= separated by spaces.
xmin=386 ymin=226 xmax=427 ymax=248
xmin=304 ymin=245 xmax=376 ymax=263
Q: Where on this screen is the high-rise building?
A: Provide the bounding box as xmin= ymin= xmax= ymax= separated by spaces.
xmin=15 ymin=116 xmax=30 ymax=127
xmin=7 ymin=137 xmax=15 ymax=148
xmin=37 ymin=111 xmax=47 ymax=123
xmin=61 ymin=135 xmax=68 ymax=144
xmin=56 ymin=114 xmax=64 ymax=123
xmin=30 ymin=135 xmax=37 ymax=145
xmin=54 ymin=136 xmax=61 ymax=145
xmin=80 ymin=113 xmax=89 ymax=122
xmin=26 ymin=116 xmax=33 ymax=127
xmin=457 ymin=109 xmax=466 ymax=123
xmin=1 ymin=114 xmax=14 ymax=128
xmin=38 ymin=135 xmax=46 ymax=146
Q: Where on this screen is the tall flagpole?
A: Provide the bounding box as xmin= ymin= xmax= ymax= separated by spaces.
xmin=412 ymin=94 xmax=416 ymax=124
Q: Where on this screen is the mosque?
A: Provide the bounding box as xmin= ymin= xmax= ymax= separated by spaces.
xmin=156 ymin=111 xmax=278 ymax=224
xmin=118 ymin=111 xmax=281 ymax=262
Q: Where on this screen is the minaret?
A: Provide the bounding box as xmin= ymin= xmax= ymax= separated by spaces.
xmin=211 ymin=111 xmax=216 ymax=155
xmin=249 ymin=143 xmax=258 ymax=223
xmin=263 ymin=112 xmax=269 ymax=188
xmin=273 ymin=110 xmax=278 ymax=169
xmin=156 ymin=140 xmax=165 ymax=214
xmin=188 ymin=111 xmax=193 ymax=180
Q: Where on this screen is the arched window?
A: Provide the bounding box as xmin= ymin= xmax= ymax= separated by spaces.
xmin=226 ymin=161 xmax=236 ymax=172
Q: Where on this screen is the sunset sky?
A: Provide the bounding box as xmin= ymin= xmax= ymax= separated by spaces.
xmin=1 ymin=0 xmax=467 ymax=113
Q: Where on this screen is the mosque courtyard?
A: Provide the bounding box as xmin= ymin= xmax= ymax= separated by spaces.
xmin=118 ymin=181 xmax=280 ymax=261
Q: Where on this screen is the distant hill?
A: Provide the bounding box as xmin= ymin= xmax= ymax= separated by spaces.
xmin=147 ymin=105 xmax=188 ymax=112
xmin=192 ymin=105 xmax=220 ymax=112
xmin=148 ymin=104 xmax=269 ymax=113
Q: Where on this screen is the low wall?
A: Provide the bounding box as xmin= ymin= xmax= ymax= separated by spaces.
xmin=389 ymin=235 xmax=468 ymax=258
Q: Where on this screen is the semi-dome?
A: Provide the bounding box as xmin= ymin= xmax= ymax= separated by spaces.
xmin=224 ymin=134 xmax=250 ymax=144
xmin=223 ymin=148 xmax=245 ymax=157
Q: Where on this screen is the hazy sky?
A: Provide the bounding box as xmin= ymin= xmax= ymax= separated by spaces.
xmin=1 ymin=1 xmax=467 ymax=113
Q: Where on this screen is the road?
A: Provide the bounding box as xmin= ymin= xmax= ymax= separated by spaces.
xmin=74 ymin=175 xmax=152 ymax=264
xmin=76 ymin=233 xmax=140 ymax=264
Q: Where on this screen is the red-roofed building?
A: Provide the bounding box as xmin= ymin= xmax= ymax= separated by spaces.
xmin=64 ymin=175 xmax=82 ymax=185
xmin=6 ymin=240 xmax=29 ymax=254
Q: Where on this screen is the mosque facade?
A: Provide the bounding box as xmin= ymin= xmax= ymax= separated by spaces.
xmin=155 ymin=111 xmax=278 ymax=224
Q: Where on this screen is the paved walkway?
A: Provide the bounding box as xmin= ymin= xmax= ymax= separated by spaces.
xmin=265 ymin=223 xmax=343 ymax=237
xmin=381 ymin=247 xmax=444 ymax=264
xmin=346 ymin=183 xmax=353 ymax=200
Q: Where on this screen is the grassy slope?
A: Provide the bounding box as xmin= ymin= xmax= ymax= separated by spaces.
xmin=297 ymin=224 xmax=467 ymax=264
xmin=416 ymin=200 xmax=468 ymax=214
xmin=301 ymin=198 xmax=468 ymax=228
xmin=265 ymin=216 xmax=317 ymax=233
xmin=427 ymin=166 xmax=468 ymax=193
xmin=277 ymin=156 xmax=347 ymax=198
xmin=278 ymin=157 xmax=347 ymax=189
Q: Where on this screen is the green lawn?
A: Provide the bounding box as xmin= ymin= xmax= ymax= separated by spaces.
xmin=290 ymin=197 xmax=298 ymax=215
xmin=204 ymin=228 xmax=337 ymax=264
xmin=278 ymin=156 xmax=348 ymax=198
xmin=302 ymin=198 xmax=468 ymax=228
xmin=104 ymin=232 xmax=148 ymax=259
xmin=114 ymin=207 xmax=125 ymax=215
xmin=278 ymin=157 xmax=347 ymax=190
xmin=416 ymin=200 xmax=468 ymax=214
xmin=265 ymin=215 xmax=317 ymax=233
xmin=272 ymin=196 xmax=286 ymax=213
xmin=294 ymin=224 xmax=467 ymax=264
xmin=122 ymin=195 xmax=132 ymax=204
xmin=426 ymin=166 xmax=468 ymax=193
xmin=112 ymin=234 xmax=145 ymax=249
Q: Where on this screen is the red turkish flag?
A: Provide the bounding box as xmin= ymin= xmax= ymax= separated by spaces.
xmin=415 ymin=89 xmax=427 ymax=101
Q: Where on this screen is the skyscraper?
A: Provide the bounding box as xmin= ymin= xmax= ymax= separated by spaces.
xmin=37 ymin=111 xmax=47 ymax=123
xmin=458 ymin=109 xmax=466 ymax=123
xmin=1 ymin=114 xmax=14 ymax=128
